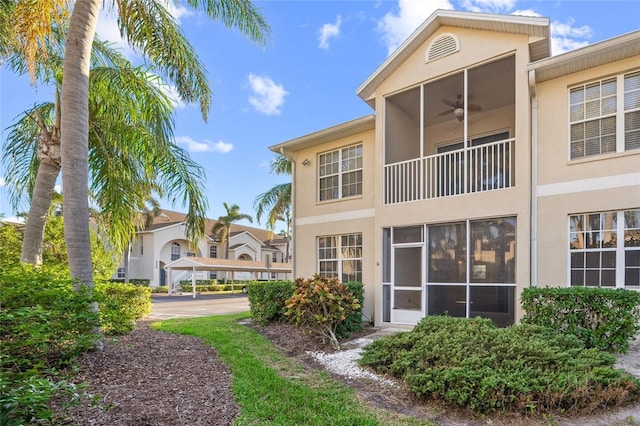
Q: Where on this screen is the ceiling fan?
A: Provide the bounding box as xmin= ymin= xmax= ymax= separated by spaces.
xmin=439 ymin=94 xmax=483 ymax=121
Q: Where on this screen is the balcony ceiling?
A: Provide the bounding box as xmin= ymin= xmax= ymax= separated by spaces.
xmin=389 ymin=56 xmax=516 ymax=126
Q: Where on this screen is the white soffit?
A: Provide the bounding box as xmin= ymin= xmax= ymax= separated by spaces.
xmin=529 ymin=30 xmax=640 ymax=83
xmin=356 ymin=9 xmax=550 ymax=103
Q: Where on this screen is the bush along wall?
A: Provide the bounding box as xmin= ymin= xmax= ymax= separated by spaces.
xmin=521 ymin=286 xmax=640 ymax=353
xmin=337 ymin=282 xmax=364 ymax=338
xmin=96 ymin=282 xmax=152 ymax=334
xmin=109 ymin=278 xmax=151 ymax=286
xmin=246 ymin=280 xmax=296 ymax=325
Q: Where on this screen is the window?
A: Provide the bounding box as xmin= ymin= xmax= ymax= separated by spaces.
xmin=209 ymin=271 xmax=217 ymax=279
xmin=209 ymin=245 xmax=217 ymax=258
xmin=318 ymin=144 xmax=362 ymax=201
xmin=171 ymin=242 xmax=181 ymax=261
xmin=272 ymin=253 xmax=278 ymax=263
xmin=117 ymin=268 xmax=125 ymax=278
xmin=318 ymin=233 xmax=362 ymax=282
xmin=140 ymin=236 xmax=143 ymax=255
xmin=569 ymin=71 xmax=640 ymax=159
xmin=570 ymin=210 xmax=640 ymax=287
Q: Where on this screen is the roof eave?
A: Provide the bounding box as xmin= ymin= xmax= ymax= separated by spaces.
xmin=269 ymin=114 xmax=375 ymax=153
xmin=529 ymin=29 xmax=640 ymax=83
xmin=356 ymin=9 xmax=550 ymax=102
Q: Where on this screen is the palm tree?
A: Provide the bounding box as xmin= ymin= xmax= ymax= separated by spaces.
xmin=211 ymin=202 xmax=253 ymax=259
xmin=254 ymin=155 xmax=292 ymax=261
xmin=5 ymin=0 xmax=270 ymax=285
xmin=2 ymin=37 xmax=208 ymax=266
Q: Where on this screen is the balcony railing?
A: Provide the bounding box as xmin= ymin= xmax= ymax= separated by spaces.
xmin=384 ymin=138 xmax=515 ymax=204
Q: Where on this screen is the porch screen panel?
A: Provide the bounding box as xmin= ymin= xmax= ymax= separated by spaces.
xmin=470 ymin=218 xmax=516 ymax=283
xmin=429 ymin=223 xmax=466 ymax=283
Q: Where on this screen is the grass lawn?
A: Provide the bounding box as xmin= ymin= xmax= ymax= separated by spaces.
xmin=155 ymin=313 xmax=431 ymax=426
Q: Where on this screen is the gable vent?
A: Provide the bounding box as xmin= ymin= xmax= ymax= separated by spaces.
xmin=426 ymin=33 xmax=459 ymax=62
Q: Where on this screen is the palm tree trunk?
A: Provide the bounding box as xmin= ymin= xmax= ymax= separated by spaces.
xmin=20 ymin=157 xmax=60 ymax=264
xmin=60 ymin=0 xmax=100 ymax=288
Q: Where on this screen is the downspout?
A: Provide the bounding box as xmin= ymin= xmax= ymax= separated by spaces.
xmin=279 ymin=146 xmax=296 ymax=279
xmin=529 ymin=69 xmax=538 ymax=287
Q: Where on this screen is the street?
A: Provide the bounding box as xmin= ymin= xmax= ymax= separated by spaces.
xmin=147 ymin=293 xmax=250 ymax=320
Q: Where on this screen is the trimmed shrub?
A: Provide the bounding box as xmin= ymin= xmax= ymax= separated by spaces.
xmin=0 ymin=265 xmax=99 ymax=424
xmin=151 ymin=286 xmax=168 ymax=293
xmin=285 ymin=275 xmax=361 ymax=349
xmin=246 ymin=280 xmax=296 ymax=325
xmin=96 ymin=282 xmax=152 ymax=334
xmin=0 ymin=265 xmax=99 ymax=373
xmin=359 ymin=315 xmax=640 ymax=415
xmin=337 ymin=282 xmax=364 ymax=338
xmin=109 ymin=278 xmax=151 ymax=286
xmin=521 ymin=286 xmax=640 ymax=353
xmin=178 ymin=282 xmax=243 ymax=293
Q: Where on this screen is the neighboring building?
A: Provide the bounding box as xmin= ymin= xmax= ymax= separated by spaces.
xmin=118 ymin=209 xmax=291 ymax=288
xmin=269 ymin=10 xmax=640 ymax=327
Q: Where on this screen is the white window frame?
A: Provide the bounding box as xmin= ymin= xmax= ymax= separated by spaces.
xmin=569 ymin=70 xmax=640 ymax=160
xmin=317 ymin=233 xmax=363 ymax=283
xmin=569 ymin=209 xmax=640 ymax=288
xmin=117 ymin=268 xmax=125 ymax=278
xmin=171 ymin=242 xmax=181 ymax=261
xmin=209 ymin=245 xmax=217 ymax=258
xmin=318 ymin=143 xmax=363 ymax=202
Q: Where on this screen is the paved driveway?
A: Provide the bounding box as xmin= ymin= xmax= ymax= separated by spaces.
xmin=147 ymin=293 xmax=250 ymax=320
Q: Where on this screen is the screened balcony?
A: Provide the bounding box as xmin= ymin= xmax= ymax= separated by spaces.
xmin=383 ymin=55 xmax=516 ymax=205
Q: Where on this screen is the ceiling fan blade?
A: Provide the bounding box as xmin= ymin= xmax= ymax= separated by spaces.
xmin=467 ymin=104 xmax=483 ymax=112
xmin=438 ymin=109 xmax=453 ymax=116
xmin=441 ymin=98 xmax=456 ymax=107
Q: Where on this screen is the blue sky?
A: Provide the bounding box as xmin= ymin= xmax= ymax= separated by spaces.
xmin=1 ymin=0 xmax=639 ymax=231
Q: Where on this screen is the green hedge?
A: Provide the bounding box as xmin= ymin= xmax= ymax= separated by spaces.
xmin=246 ymin=281 xmax=296 ymax=325
xmin=96 ymin=282 xmax=152 ymax=335
xmin=246 ymin=279 xmax=365 ymax=336
xmin=521 ymin=286 xmax=640 ymax=353
xmin=178 ymin=282 xmax=244 ymax=293
xmin=336 ymin=282 xmax=364 ymax=338
xmin=109 ymin=278 xmax=150 ymax=286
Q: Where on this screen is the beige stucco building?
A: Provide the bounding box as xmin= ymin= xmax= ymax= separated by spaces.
xmin=270 ymin=10 xmax=640 ymax=327
xmin=116 ymin=209 xmax=291 ymax=289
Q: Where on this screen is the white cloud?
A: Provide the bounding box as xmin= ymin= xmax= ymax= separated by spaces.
xmin=511 ymin=9 xmax=540 ymax=17
xmin=377 ymin=0 xmax=453 ymax=55
xmin=551 ymin=19 xmax=592 ymax=54
xmin=247 ymin=74 xmax=288 ymax=115
xmin=176 ymin=136 xmax=233 ymax=153
xmin=460 ymin=0 xmax=515 ymax=13
xmin=319 ymin=15 xmax=342 ymax=50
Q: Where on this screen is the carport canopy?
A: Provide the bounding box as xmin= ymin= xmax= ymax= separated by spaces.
xmin=163 ymin=256 xmax=292 ymax=298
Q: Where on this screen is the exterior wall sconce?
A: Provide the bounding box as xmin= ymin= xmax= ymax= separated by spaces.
xmin=302 ymin=159 xmax=311 ymax=166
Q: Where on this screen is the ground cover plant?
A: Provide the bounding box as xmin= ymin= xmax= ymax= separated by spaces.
xmin=359 ymin=315 xmax=640 ymax=416
xmin=157 ymin=313 xmax=427 ymax=425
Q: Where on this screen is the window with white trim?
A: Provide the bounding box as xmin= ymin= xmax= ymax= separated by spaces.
xmin=117 ymin=268 xmax=125 ymax=278
xmin=209 ymin=245 xmax=217 ymax=258
xmin=569 ymin=209 xmax=640 ymax=287
xmin=171 ymin=242 xmax=181 ymax=261
xmin=317 ymin=233 xmax=362 ymax=282
xmin=318 ymin=144 xmax=362 ymax=201
xmin=569 ymin=71 xmax=640 ymax=159
xmin=140 ymin=236 xmax=144 ymax=255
